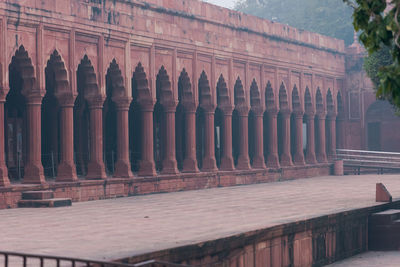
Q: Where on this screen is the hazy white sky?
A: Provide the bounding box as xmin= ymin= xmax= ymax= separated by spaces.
xmin=203 ymin=0 xmax=237 ymax=9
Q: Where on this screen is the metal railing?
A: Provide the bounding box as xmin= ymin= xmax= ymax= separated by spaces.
xmin=0 ymin=251 xmax=192 ymax=267
xmin=336 ymin=149 xmax=400 ymax=174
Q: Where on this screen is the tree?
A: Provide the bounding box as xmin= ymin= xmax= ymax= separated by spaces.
xmin=235 ymin=0 xmax=355 ymax=45
xmin=343 ymin=0 xmax=400 ymax=108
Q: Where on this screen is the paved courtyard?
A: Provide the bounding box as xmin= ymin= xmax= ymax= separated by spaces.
xmin=327 ymin=251 xmax=400 ymax=266
xmin=0 ymin=174 xmax=400 ymax=262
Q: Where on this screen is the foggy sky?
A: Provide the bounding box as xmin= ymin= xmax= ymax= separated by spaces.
xmin=203 ymin=0 xmax=237 ymax=9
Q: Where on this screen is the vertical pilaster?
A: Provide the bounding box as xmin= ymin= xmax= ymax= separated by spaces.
xmin=327 ymin=115 xmax=337 ymax=160
xmin=293 ymin=112 xmax=305 ymax=165
xmin=183 ymin=109 xmax=198 ymax=172
xmin=57 ymin=98 xmax=78 ymax=182
xmin=202 ymin=110 xmax=217 ymax=171
xmin=138 ymin=105 xmax=157 ymax=176
xmin=86 ymin=97 xmax=107 ymax=179
xmin=220 ymin=108 xmax=234 ymax=170
xmin=162 ymin=107 xmax=179 ymax=174
xmin=237 ymin=110 xmax=250 ymax=170
xmin=336 ymin=117 xmax=345 ymax=149
xmin=0 ymin=99 xmax=10 ymax=186
xmin=305 ymin=113 xmax=317 ymax=164
xmin=252 ymin=112 xmax=266 ymax=169
xmin=114 ymin=99 xmax=133 ymax=178
xmin=316 ymin=113 xmax=327 ymax=163
xmin=280 ymin=111 xmax=293 ymax=166
xmin=23 ymin=96 xmax=45 ymax=184
xmin=266 ymin=110 xmax=280 ymax=168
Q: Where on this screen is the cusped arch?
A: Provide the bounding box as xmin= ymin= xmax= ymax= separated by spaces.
xmin=198 ymin=70 xmax=213 ymax=110
xmin=304 ymin=86 xmax=313 ymax=114
xmin=316 ymin=88 xmax=324 ymax=114
xmin=250 ymin=79 xmax=262 ymax=109
xmin=45 ymin=50 xmax=69 ymax=94
xmin=279 ymin=82 xmax=289 ymax=111
xmin=156 ymin=66 xmax=174 ymax=105
xmin=265 ymin=81 xmax=275 ymax=110
xmin=337 ymin=91 xmax=344 ymax=115
xmin=292 ymin=85 xmax=301 ymax=112
xmin=9 ymin=45 xmax=36 ymax=95
xmin=216 ymin=74 xmax=230 ymax=108
xmin=178 ymin=68 xmax=194 ymax=107
xmin=234 ymin=76 xmax=246 ymax=108
xmin=326 ymin=89 xmax=334 ymax=114
xmin=106 ymin=59 xmax=126 ymax=99
xmin=77 ymin=55 xmax=99 ymax=98
xmin=132 ymin=62 xmax=152 ymax=105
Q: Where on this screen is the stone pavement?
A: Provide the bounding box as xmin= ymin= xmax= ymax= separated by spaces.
xmin=327 ymin=251 xmax=400 ymax=266
xmin=0 ymin=174 xmax=400 ymax=262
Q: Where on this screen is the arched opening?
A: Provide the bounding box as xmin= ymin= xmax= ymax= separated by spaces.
xmin=154 ymin=66 xmax=172 ymax=172
xmin=74 ymin=55 xmax=95 ymax=177
xmin=278 ymin=83 xmax=289 ymax=161
xmin=103 ymin=60 xmax=123 ymax=175
xmin=290 ymin=85 xmax=301 ymax=160
xmin=263 ymin=81 xmax=275 ymax=163
xmin=325 ymin=89 xmax=334 ymax=154
xmin=129 ymin=63 xmax=147 ymax=173
xmin=304 ymin=87 xmax=313 ymax=155
xmin=336 ymin=91 xmax=344 ymax=149
xmin=5 ymin=46 xmax=32 ymax=180
xmin=215 ymin=74 xmax=230 ymax=169
xmin=232 ymin=77 xmax=245 ymax=167
xmin=249 ymin=79 xmax=261 ymax=166
xmin=314 ymin=88 xmax=324 ymax=155
xmin=41 ymin=51 xmax=63 ymax=178
xmin=176 ymin=69 xmax=192 ymax=171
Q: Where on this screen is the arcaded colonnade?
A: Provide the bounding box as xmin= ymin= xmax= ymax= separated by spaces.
xmin=0 ymin=0 xmax=346 ymax=186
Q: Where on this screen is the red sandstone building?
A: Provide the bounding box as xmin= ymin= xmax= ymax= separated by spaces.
xmin=0 ymin=0 xmax=397 ymax=207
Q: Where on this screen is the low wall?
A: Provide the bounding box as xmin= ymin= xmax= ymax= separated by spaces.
xmin=119 ymin=201 xmax=400 ymax=267
xmin=0 ymin=164 xmax=331 ymax=209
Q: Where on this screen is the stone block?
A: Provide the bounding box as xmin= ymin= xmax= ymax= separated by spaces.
xmin=376 ymin=183 xmax=392 ymax=202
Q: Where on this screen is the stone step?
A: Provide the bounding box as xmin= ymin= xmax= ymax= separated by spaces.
xmin=22 ymin=190 xmax=54 ymax=200
xmin=369 ymin=209 xmax=400 ymax=225
xmin=18 ymin=198 xmax=72 ymax=208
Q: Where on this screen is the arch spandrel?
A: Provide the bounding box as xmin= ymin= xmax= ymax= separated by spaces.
xmin=216 ymin=74 xmax=232 ymax=112
xmin=156 ymin=65 xmax=176 ymax=108
xmin=178 ymin=68 xmax=194 ymax=109
xmin=304 ymin=86 xmax=313 ymax=115
xmin=76 ymin=55 xmax=103 ymax=104
xmin=250 ymin=79 xmax=262 ymax=114
xmin=326 ymin=89 xmax=335 ymax=116
xmin=315 ymin=87 xmax=324 ymax=115
xmin=291 ymin=85 xmax=301 ymax=113
xmin=132 ymin=62 xmax=153 ymax=108
xmin=233 ymin=76 xmax=248 ymax=114
xmin=198 ymin=70 xmax=214 ymax=111
xmin=278 ymin=82 xmax=289 ymax=112
xmin=265 ymin=80 xmax=276 ymax=112
xmin=106 ymin=59 xmax=131 ymax=106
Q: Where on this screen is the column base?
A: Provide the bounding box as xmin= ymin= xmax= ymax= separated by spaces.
xmin=305 ymin=153 xmax=317 ymax=164
xmin=293 ymin=154 xmax=305 ymax=166
xmin=317 ymin=154 xmax=328 ymax=163
xmin=114 ymin=160 xmax=134 ymax=178
xmin=266 ymin=154 xmax=280 ymax=168
xmin=182 ymin=158 xmax=199 ymax=173
xmin=202 ymin=157 xmax=218 ymax=172
xmin=236 ymin=155 xmax=251 ymax=170
xmin=23 ymin=163 xmax=46 ymax=184
xmin=0 ymin=165 xmax=10 ymax=187
xmin=220 ymin=157 xmax=234 ymax=171
xmin=252 ymin=156 xmax=266 ymax=169
xmin=327 ymin=153 xmax=337 ymax=162
xmin=56 ymin=162 xmax=78 ymax=182
xmin=86 ymin=161 xmax=107 ymax=179
xmin=161 ymin=159 xmax=179 ymax=175
xmin=280 ymin=153 xmax=293 ymax=166
xmin=138 ymin=160 xmax=157 ymax=177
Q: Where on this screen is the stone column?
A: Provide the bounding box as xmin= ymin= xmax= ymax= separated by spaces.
xmin=86 ymin=97 xmax=107 ymax=179
xmin=316 ymin=113 xmax=327 ymax=163
xmin=305 ymin=113 xmax=317 ymax=164
xmin=0 ymin=99 xmax=10 ymax=187
xmin=138 ymin=104 xmax=157 ymax=176
xmin=113 ymin=98 xmax=133 ymax=178
xmin=293 ymin=112 xmax=305 ymax=165
xmin=202 ymin=110 xmax=217 ymax=171
xmin=182 ymin=107 xmax=198 ymax=172
xmin=252 ymin=111 xmax=266 ymax=169
xmin=56 ymin=96 xmax=78 ymax=182
xmin=279 ymin=110 xmax=293 ymax=166
xmin=326 ymin=114 xmax=337 ymax=160
xmin=162 ymin=106 xmax=179 ymax=174
xmin=237 ymin=109 xmax=250 ymax=170
xmin=23 ymin=96 xmax=45 ymax=184
xmin=266 ymin=109 xmax=280 ymax=168
xmin=220 ymin=107 xmax=234 ymax=171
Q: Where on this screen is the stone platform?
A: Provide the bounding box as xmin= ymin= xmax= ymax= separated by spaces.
xmin=0 ymin=174 xmax=399 ymax=266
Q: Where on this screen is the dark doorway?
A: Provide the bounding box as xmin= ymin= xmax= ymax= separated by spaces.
xmin=367 ymin=122 xmax=381 ymax=151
